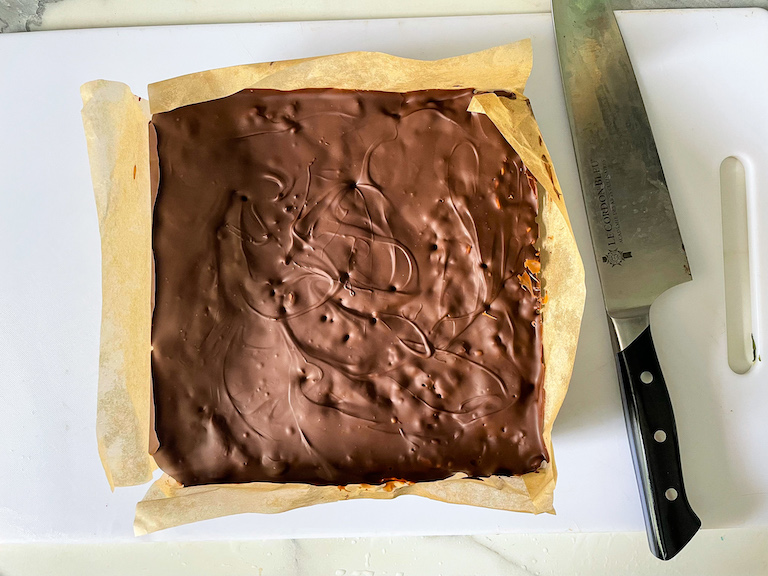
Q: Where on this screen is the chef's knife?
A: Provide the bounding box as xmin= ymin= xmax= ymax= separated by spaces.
xmin=551 ymin=0 xmax=701 ymax=560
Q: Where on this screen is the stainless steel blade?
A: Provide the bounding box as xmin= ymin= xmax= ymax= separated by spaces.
xmin=552 ymin=0 xmax=692 ymax=349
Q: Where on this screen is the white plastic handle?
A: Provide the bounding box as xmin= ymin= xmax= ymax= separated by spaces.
xmin=720 ymin=156 xmax=756 ymax=374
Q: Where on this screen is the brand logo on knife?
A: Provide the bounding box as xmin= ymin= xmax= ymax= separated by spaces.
xmin=591 ymin=159 xmax=628 ymax=266
xmin=602 ymin=248 xmax=633 ymax=266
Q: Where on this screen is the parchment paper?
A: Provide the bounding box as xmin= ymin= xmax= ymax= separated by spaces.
xmin=81 ymin=40 xmax=586 ymax=535
xmin=81 ymin=81 xmax=156 ymax=489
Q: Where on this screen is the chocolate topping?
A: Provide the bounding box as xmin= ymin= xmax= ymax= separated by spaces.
xmin=150 ymin=88 xmax=545 ymax=486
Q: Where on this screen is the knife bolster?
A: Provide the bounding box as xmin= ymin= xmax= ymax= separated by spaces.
xmin=610 ymin=311 xmax=651 ymax=352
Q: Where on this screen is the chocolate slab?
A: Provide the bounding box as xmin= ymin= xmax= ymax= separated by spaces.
xmin=150 ymin=88 xmax=546 ymax=486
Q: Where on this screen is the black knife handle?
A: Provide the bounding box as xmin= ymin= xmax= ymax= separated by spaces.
xmin=613 ymin=324 xmax=700 ymax=561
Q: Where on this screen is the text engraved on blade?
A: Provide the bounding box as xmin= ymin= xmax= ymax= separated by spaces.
xmin=591 ymin=158 xmax=633 ymax=267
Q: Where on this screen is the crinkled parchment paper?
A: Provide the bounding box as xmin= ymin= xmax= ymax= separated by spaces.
xmin=81 ymin=40 xmax=586 ymax=535
xmin=82 ymin=81 xmax=156 ymax=489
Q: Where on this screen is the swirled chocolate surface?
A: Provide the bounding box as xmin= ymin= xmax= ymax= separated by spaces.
xmin=150 ymin=88 xmax=545 ymax=486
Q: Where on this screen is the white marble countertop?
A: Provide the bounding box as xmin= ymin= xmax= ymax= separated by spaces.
xmin=1 ymin=529 xmax=766 ymax=575
xmin=3 ymin=0 xmax=767 ymax=33
xmin=1 ymin=0 xmax=546 ymax=33
xmin=1 ymin=1 xmax=767 ymax=574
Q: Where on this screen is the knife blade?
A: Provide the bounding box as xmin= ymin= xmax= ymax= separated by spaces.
xmin=551 ymin=0 xmax=701 ymax=560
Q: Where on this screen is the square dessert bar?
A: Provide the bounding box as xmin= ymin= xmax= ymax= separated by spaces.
xmin=150 ymin=88 xmax=546 ymax=486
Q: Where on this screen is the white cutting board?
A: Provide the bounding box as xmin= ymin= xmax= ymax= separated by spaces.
xmin=1 ymin=9 xmax=766 ymax=543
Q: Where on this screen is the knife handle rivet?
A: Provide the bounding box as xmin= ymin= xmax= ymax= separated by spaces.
xmin=665 ymin=488 xmax=679 ymax=502
xmin=640 ymin=371 xmax=654 ymax=384
xmin=654 ymin=430 xmax=667 ymax=443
